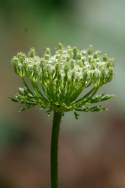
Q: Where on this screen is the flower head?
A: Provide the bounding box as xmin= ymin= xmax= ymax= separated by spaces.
xmin=11 ymin=43 xmax=114 ymax=118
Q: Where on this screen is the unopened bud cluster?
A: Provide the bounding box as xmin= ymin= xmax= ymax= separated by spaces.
xmin=11 ymin=43 xmax=114 ymax=117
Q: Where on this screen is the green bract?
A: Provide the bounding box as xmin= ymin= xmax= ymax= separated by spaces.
xmin=11 ymin=43 xmax=114 ymax=117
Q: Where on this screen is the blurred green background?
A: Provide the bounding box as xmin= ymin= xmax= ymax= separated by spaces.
xmin=0 ymin=0 xmax=125 ymax=188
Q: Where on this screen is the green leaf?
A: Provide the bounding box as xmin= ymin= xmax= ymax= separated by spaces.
xmin=74 ymin=111 xmax=79 ymax=120
xmin=90 ymin=94 xmax=114 ymax=103
xmin=9 ymin=96 xmax=18 ymax=102
xmin=19 ymin=103 xmax=35 ymax=112
xmin=76 ymin=105 xmax=107 ymax=112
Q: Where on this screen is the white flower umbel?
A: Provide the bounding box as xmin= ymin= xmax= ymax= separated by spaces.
xmin=11 ymin=43 xmax=114 ymax=118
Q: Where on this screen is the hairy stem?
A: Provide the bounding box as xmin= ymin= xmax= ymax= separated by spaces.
xmin=51 ymin=111 xmax=62 ymax=188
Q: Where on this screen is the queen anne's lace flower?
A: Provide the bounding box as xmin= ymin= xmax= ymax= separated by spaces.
xmin=11 ymin=43 xmax=114 ymax=118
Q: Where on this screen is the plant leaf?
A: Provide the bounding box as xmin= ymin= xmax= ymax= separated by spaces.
xmin=76 ymin=105 xmax=107 ymax=112
xmin=90 ymin=94 xmax=114 ymax=103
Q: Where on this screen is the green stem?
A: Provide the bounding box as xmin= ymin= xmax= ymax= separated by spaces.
xmin=51 ymin=111 xmax=62 ymax=188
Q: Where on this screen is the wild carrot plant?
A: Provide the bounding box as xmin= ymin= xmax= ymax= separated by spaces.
xmin=11 ymin=43 xmax=114 ymax=188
